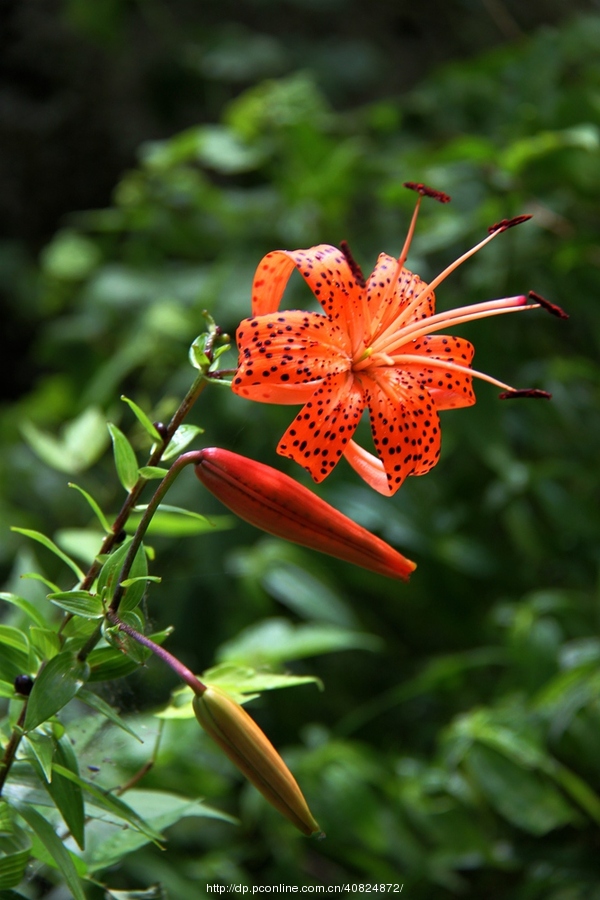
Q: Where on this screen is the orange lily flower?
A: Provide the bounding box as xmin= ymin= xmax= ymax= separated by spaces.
xmin=233 ymin=184 xmax=561 ymax=496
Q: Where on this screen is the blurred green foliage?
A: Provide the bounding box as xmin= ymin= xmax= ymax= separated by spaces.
xmin=2 ymin=9 xmax=600 ymax=898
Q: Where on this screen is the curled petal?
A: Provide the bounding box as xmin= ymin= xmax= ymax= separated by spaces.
xmin=277 ymin=371 xmax=365 ymax=482
xmin=194 ymin=447 xmax=416 ymax=580
xmin=252 ymin=246 xmax=366 ymax=350
xmin=361 ymin=370 xmax=441 ymax=494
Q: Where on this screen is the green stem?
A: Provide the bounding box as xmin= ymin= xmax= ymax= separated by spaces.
xmin=60 ymin=373 xmax=208 ymax=642
xmin=77 ymin=450 xmax=205 ymax=661
xmin=80 ymin=374 xmax=208 ymax=593
xmin=106 ymin=611 xmax=206 ymax=697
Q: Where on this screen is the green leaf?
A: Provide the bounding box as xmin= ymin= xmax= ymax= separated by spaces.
xmin=464 ymin=743 xmax=578 ymax=835
xmin=21 ymin=407 xmax=108 ymax=473
xmin=87 ymin=628 xmax=171 ymax=681
xmin=10 ymin=528 xmax=84 ymax=581
xmin=118 ymin=546 xmax=148 ymax=614
xmin=29 ymin=627 xmax=61 ymax=661
xmin=162 ymin=663 xmax=322 ymax=717
xmin=45 ymin=736 xmax=85 ymax=850
xmin=77 ymin=688 xmax=142 ymax=742
xmin=14 ymin=803 xmax=86 ymax=900
xmin=548 ymin=760 xmax=600 ymax=826
xmin=137 ymin=466 xmax=169 ymax=479
xmin=217 ymin=618 xmax=382 ymax=666
xmin=127 ymin=504 xmax=232 ymax=537
xmin=54 ymin=528 xmax=106 ymax=566
xmin=0 ymin=822 xmax=32 ymax=890
xmin=120 ymin=575 xmax=161 ymax=587
xmin=0 ymin=680 xmax=15 ymax=698
xmin=160 ymin=424 xmax=204 ymax=460
xmin=25 ymin=731 xmax=54 ymax=782
xmin=48 ymin=590 xmax=104 ymax=619
xmin=84 ymin=789 xmax=234 ymax=873
xmin=96 ymin=538 xmax=147 ymax=611
xmin=0 ymin=626 xmax=31 ymax=682
xmin=24 ymin=652 xmax=90 ymax=731
xmin=52 ymin=765 xmax=163 ymax=844
xmin=0 ymin=592 xmax=47 ymax=628
xmin=107 ymin=422 xmax=139 ymax=491
xmin=68 ymin=482 xmax=112 ymax=532
xmin=19 ymin=572 xmax=62 ymax=593
xmin=0 ymin=799 xmax=13 ymax=834
xmin=120 ymin=395 xmax=162 ymax=441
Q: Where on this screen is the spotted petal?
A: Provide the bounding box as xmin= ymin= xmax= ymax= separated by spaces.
xmin=360 ymin=369 xmax=441 ymax=494
xmin=277 ymin=371 xmax=365 ymax=482
xmin=366 ymin=254 xmax=435 ymax=337
xmin=252 ymin=246 xmax=366 ymax=350
xmin=233 ymin=310 xmax=350 ymax=404
xmin=398 ymin=334 xmax=476 ymax=410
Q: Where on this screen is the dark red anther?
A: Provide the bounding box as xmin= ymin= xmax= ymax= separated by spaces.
xmin=340 ymin=240 xmax=366 ymax=288
xmin=488 ymin=214 xmax=533 ymax=234
xmin=528 ymin=291 xmax=569 ymax=320
xmin=403 ymin=182 xmax=451 ymax=203
xmin=499 ymin=389 xmax=552 ymax=400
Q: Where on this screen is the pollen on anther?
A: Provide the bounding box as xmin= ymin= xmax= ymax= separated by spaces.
xmin=488 ymin=214 xmax=532 ymax=234
xmin=528 ymin=290 xmax=569 ymax=320
xmin=403 ymin=182 xmax=451 ymax=204
xmin=499 ymin=388 xmax=552 ymax=400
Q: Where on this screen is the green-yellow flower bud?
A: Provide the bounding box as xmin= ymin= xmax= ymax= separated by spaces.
xmin=193 ymin=685 xmax=321 ymax=836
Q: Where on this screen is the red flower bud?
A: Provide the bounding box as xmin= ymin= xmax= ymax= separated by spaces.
xmin=194 ymin=448 xmax=416 ymax=580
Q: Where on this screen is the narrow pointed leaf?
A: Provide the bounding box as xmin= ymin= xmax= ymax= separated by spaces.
xmin=87 ymin=627 xmax=171 ymax=681
xmin=24 ymin=652 xmax=90 ymax=731
xmin=107 ymin=423 xmax=139 ymax=491
xmin=137 ymin=466 xmax=169 ymax=479
xmin=14 ymin=803 xmax=86 ymax=900
xmin=45 ymin=736 xmax=85 ymax=850
xmin=127 ymin=504 xmax=232 ymax=537
xmin=96 ymin=538 xmax=147 ymax=611
xmin=51 ymin=765 xmax=163 ymax=843
xmin=0 ymin=681 xmax=15 ymax=698
xmin=68 ymin=482 xmax=112 ymax=532
xmin=0 ymin=824 xmax=32 ymax=890
xmin=0 ymin=626 xmax=31 ymax=682
xmin=29 ymin=627 xmax=61 ymax=661
xmin=48 ymin=591 xmax=104 ymax=619
xmin=25 ymin=732 xmax=54 ymax=782
xmin=10 ymin=528 xmax=84 ymax=580
xmin=160 ymin=424 xmax=204 ymax=460
xmin=120 ymin=395 xmax=162 ymax=441
xmin=0 ymin=592 xmax=47 ymax=628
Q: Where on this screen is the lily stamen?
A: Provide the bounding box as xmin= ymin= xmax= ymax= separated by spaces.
xmin=368 ymin=296 xmax=536 ymax=362
xmin=386 ymin=354 xmax=516 ymax=393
